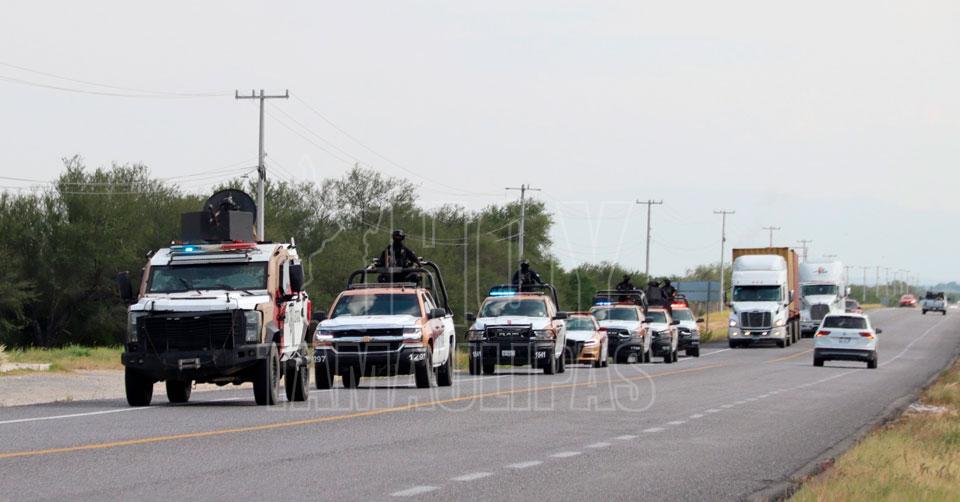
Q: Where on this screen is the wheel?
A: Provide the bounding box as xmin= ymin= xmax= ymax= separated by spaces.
xmin=468 ymin=356 xmax=481 ymax=375
xmin=593 ymin=352 xmax=603 ymax=368
xmin=557 ymin=351 xmax=566 ymax=373
xmin=673 ymin=349 xmax=679 ymax=363
xmin=437 ymin=350 xmax=453 ymax=387
xmin=922 ymin=310 xmax=927 ymax=315
xmin=304 ymin=320 xmax=319 ymax=345
xmin=729 ymin=340 xmax=739 ymax=349
xmin=285 ymin=359 xmax=309 ymax=402
xmin=943 ymin=311 xmax=947 ymax=316
xmin=785 ymin=333 xmax=792 ymax=347
xmin=482 ymin=361 xmax=496 ymax=375
xmin=125 ymin=368 xmax=153 ymax=407
xmin=614 ymin=347 xmax=630 ymax=364
xmin=687 ymin=347 xmax=700 ymax=357
xmin=165 ymin=379 xmax=192 ymax=404
xmin=814 ymin=357 xmax=824 ymax=367
xmin=415 ymin=349 xmax=435 ymax=388
xmin=543 ymin=350 xmax=558 ymax=374
xmin=342 ymin=365 xmax=361 ymax=388
xmin=253 ymin=346 xmax=280 ymax=406
xmin=776 ymin=339 xmax=786 ymax=348
xmin=315 ymin=362 xmax=333 ymax=389
xmin=867 ymin=354 xmax=878 ymax=369
xmin=643 ymin=347 xmax=652 ymax=363
xmin=284 ymin=359 xmax=299 ymax=401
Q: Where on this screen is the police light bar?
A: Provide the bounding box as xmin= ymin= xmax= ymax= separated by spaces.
xmin=171 ymin=242 xmax=258 ymax=254
xmin=489 ymin=287 xmax=518 ymax=297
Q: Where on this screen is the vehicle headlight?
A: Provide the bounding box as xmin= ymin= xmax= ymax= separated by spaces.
xmin=729 ymin=319 xmax=738 ymax=327
xmin=402 ymin=327 xmax=423 ymax=345
xmin=533 ymin=329 xmax=554 ymax=340
xmin=127 ymin=312 xmax=146 ymax=343
xmin=774 ymin=318 xmax=786 ymax=327
xmin=583 ymin=339 xmax=598 ymax=346
xmin=244 ymin=311 xmax=261 ymax=343
xmin=467 ymin=329 xmax=485 ymax=341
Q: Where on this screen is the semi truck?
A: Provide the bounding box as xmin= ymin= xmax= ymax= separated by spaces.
xmin=799 ymin=260 xmax=848 ymax=337
xmin=117 ymin=190 xmax=315 ymax=406
xmin=728 ymin=247 xmax=800 ymax=348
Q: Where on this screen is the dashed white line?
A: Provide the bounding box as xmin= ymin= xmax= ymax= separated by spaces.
xmin=666 ymin=420 xmax=686 ymax=426
xmin=551 ymin=451 xmax=582 ymax=458
xmin=721 ymin=404 xmax=734 ymax=409
xmin=452 ymin=472 xmax=493 ymax=482
xmin=689 ymin=413 xmax=704 ymax=419
xmin=706 ymin=408 xmax=721 ymax=413
xmin=643 ymin=427 xmax=665 ymax=433
xmin=587 ymin=442 xmax=611 ymax=449
xmin=734 ymin=400 xmax=747 ymax=405
xmin=0 ymin=407 xmax=151 ymax=426
xmin=391 ymin=486 xmax=438 ymax=497
xmin=745 ymin=397 xmax=757 ymax=402
xmin=508 ymin=461 xmax=543 ymax=469
xmin=615 ymin=435 xmax=637 ymax=441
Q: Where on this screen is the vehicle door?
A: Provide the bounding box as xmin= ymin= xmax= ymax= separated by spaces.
xmin=549 ymin=301 xmax=566 ymax=354
xmin=422 ymin=293 xmax=448 ymax=364
xmin=280 ymin=258 xmax=307 ymax=356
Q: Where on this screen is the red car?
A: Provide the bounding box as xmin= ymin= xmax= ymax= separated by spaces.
xmin=899 ymin=294 xmax=918 ymax=307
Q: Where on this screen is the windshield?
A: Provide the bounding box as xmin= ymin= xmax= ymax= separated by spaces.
xmin=479 ymin=299 xmax=548 ymax=318
xmin=645 ymin=311 xmax=668 ymax=323
xmin=845 ymin=300 xmax=859 ymax=309
xmin=148 ymin=263 xmax=267 ymax=293
xmin=591 ymin=307 xmax=639 ymax=321
xmin=331 ymin=294 xmax=421 ymax=318
xmin=802 ymin=284 xmax=838 ymax=296
xmin=672 ymin=309 xmax=694 ymax=321
xmin=733 ymin=286 xmax=781 ymax=302
xmin=566 ymin=317 xmax=596 ymax=331
xmin=822 ymin=316 xmax=868 ymax=329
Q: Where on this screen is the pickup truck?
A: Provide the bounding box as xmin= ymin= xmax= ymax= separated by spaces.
xmin=921 ymin=292 xmax=947 ymax=315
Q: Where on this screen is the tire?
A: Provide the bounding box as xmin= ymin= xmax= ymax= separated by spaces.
xmin=729 ymin=340 xmax=739 ymax=349
xmin=943 ymin=311 xmax=947 ymax=316
xmin=468 ymin=356 xmax=481 ymax=375
xmin=663 ymin=351 xmax=673 ymax=364
xmin=922 ymin=310 xmax=927 ymax=315
xmin=285 ymin=359 xmax=309 ymax=402
xmin=593 ymin=353 xmax=603 ymax=368
xmin=315 ymin=362 xmax=333 ymax=389
xmin=253 ymin=347 xmax=280 ymax=406
xmin=614 ymin=348 xmax=630 ymax=364
xmin=643 ymin=348 xmax=652 ymax=363
xmin=342 ymin=365 xmax=361 ymax=388
xmin=414 ymin=349 xmax=435 ymax=388
xmin=125 ymin=368 xmax=153 ymax=407
xmin=557 ymin=351 xmax=566 ymax=374
xmin=867 ymin=354 xmax=878 ymax=369
xmin=687 ymin=347 xmax=700 ymax=357
xmin=165 ymin=379 xmax=192 ymax=404
xmin=305 ymin=320 xmax=319 ymax=345
xmin=543 ymin=350 xmax=558 ymax=375
xmin=814 ymin=357 xmax=824 ymax=367
xmin=436 ymin=349 xmax=453 ymax=387
xmin=482 ymin=361 xmax=496 ymax=375
xmin=776 ymin=339 xmax=786 ymax=348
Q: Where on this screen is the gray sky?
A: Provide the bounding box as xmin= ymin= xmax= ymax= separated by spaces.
xmin=2 ymin=1 xmax=958 ymax=286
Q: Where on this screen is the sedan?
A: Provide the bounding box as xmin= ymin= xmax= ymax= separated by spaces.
xmin=564 ymin=313 xmax=608 ymax=368
xmin=813 ymin=314 xmax=881 ymax=369
xmin=899 ymin=294 xmax=917 ymax=307
xmin=844 ymin=299 xmax=863 ymax=314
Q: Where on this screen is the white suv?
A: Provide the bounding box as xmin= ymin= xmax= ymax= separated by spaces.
xmin=813 ymin=313 xmax=880 ymax=369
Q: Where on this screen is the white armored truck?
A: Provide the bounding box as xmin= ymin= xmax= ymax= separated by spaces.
xmin=117 ymin=190 xmax=315 ymax=406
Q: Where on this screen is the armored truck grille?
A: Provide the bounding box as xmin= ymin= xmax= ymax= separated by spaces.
xmin=740 ymin=312 xmax=771 ymax=329
xmin=140 ymin=312 xmax=237 ymax=352
xmin=811 ymin=304 xmax=830 ymax=321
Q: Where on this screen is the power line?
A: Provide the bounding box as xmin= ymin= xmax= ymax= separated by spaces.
xmin=762 ymin=225 xmax=781 ymax=247
xmin=797 ymin=239 xmax=813 ymax=261
xmin=506 ymin=184 xmax=541 ymax=259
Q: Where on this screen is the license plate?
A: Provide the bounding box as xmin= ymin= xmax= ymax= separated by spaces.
xmin=839 ymin=337 xmax=851 ymax=344
xmin=501 ymin=350 xmax=516 ymax=357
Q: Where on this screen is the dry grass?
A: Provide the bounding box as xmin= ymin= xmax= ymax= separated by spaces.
xmin=2 ymin=345 xmax=123 ymax=373
xmin=699 ymin=309 xmax=730 ymax=343
xmin=792 ymin=359 xmax=960 ymax=501
xmin=0 ymin=344 xmax=8 ymax=366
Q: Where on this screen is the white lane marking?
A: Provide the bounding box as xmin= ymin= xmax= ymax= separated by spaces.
xmin=587 ymin=442 xmax=611 ymax=449
xmin=452 ymin=472 xmax=492 ymax=482
xmin=391 ymin=486 xmax=438 ymax=497
xmin=643 ymin=427 xmax=665 ymax=433
xmin=745 ymin=397 xmax=757 ymax=402
xmin=508 ymin=461 xmax=543 ymax=469
xmin=551 ymin=451 xmax=582 ymax=458
xmin=757 ymin=394 xmax=769 ymax=399
xmin=667 ymin=420 xmax=686 ymax=426
xmin=881 ymin=316 xmax=949 ymax=367
xmin=689 ymin=413 xmax=704 ymax=419
xmin=706 ymin=408 xmax=721 ymax=413
xmin=721 ymin=404 xmax=734 ymax=408
xmin=0 ymin=406 xmax=152 ymax=426
xmin=615 ymin=435 xmax=637 ymax=440
xmin=734 ymin=400 xmax=747 ymax=405
xmin=702 ymin=348 xmax=732 ymax=357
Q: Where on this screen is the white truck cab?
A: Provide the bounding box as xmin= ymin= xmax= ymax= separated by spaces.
xmin=728 ymin=251 xmax=799 ymax=348
xmin=799 ymin=260 xmax=848 ymax=337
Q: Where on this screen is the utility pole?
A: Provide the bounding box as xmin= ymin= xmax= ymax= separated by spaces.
xmin=715 ymin=210 xmax=735 ymax=312
xmin=636 ymin=199 xmax=664 ymax=277
xmin=875 ymin=265 xmax=881 ymax=300
xmin=235 ymin=89 xmax=289 ymax=239
xmin=884 ymin=267 xmax=891 ymax=300
xmin=860 ymin=266 xmax=870 ymax=303
xmin=762 ymin=226 xmax=781 ymax=247
xmin=505 ymin=184 xmax=541 ymax=259
xmin=797 ymin=239 xmax=813 ymax=261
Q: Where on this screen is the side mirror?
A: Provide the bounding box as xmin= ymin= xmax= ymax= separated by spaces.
xmin=553 ymin=312 xmax=569 ymax=320
xmin=846 ymin=287 xmax=852 ymax=296
xmin=312 ymin=310 xmax=327 ymax=322
xmin=465 ymin=312 xmax=477 ymax=323
xmin=289 ymin=263 xmax=305 ymax=293
xmin=875 ymin=328 xmax=883 ymax=335
xmin=696 ymin=318 xmax=705 ymax=323
xmin=789 ymin=290 xmax=795 ymax=302
xmin=429 ymin=308 xmax=447 ymax=320
xmin=116 ymin=272 xmax=135 ymax=304
xmin=670 ymin=320 xmax=680 ymax=326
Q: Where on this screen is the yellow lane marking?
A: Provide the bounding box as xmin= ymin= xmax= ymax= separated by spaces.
xmin=0 ymin=364 xmax=722 ymax=460
xmin=767 ymin=348 xmax=814 ymax=363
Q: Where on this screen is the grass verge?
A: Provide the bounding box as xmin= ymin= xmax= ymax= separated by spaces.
xmin=700 ymin=309 xmax=730 ymax=343
xmin=792 ymin=357 xmax=960 ymax=501
xmin=2 ymin=345 xmax=123 ymax=373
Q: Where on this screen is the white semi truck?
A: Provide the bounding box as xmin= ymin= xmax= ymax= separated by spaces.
xmin=799 ymin=260 xmax=848 ymax=337
xmin=728 ymin=248 xmax=801 ymax=348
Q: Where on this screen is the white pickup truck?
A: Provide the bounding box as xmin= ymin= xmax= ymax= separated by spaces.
xmin=921 ymin=292 xmax=947 ymax=315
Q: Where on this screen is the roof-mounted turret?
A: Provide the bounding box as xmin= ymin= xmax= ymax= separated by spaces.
xmin=180 ymin=189 xmax=258 ymax=243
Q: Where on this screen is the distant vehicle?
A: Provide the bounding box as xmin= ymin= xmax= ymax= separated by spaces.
xmin=117 ymin=190 xmax=314 ymax=407
xmin=813 ymin=314 xmax=880 ymax=369
xmin=921 ymin=292 xmax=947 ymax=315
xmin=728 ymin=248 xmax=801 ymax=348
xmin=645 ymin=306 xmax=680 ymax=363
xmin=844 ymin=299 xmax=863 ymax=314
xmin=799 ymin=260 xmax=848 ymax=337
xmin=466 ymin=284 xmax=568 ymax=375
xmin=564 ymin=313 xmax=608 ymax=367
xmin=314 ymin=262 xmax=456 ymax=389
xmin=670 ymin=299 xmax=703 ymax=357
xmin=899 ymin=294 xmax=918 ymax=307
xmin=590 ymin=290 xmax=650 ymax=364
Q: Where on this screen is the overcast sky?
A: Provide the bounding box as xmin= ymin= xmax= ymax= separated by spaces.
xmin=2 ymin=1 xmax=958 ymax=286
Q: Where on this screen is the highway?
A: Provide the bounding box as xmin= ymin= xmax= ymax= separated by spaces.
xmin=0 ymin=308 xmax=957 ymax=501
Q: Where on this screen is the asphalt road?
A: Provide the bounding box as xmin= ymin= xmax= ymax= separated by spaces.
xmin=1 ymin=308 xmax=957 ymax=501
